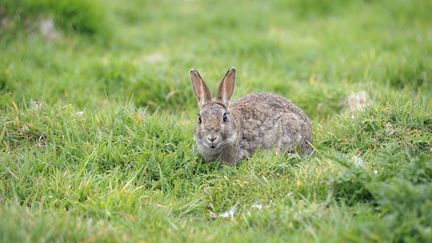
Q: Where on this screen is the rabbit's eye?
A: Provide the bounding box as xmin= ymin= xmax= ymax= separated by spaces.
xmin=197 ymin=115 xmax=202 ymax=124
xmin=223 ymin=112 xmax=228 ymax=122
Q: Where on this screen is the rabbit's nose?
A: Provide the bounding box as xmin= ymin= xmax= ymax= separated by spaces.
xmin=207 ymin=135 xmax=217 ymax=142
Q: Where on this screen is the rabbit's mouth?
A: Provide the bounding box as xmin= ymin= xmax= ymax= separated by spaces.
xmin=204 ymin=140 xmax=223 ymax=150
xmin=207 ymin=142 xmax=218 ymax=149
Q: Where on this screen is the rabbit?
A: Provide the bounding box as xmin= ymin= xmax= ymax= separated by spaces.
xmin=190 ymin=67 xmax=312 ymax=165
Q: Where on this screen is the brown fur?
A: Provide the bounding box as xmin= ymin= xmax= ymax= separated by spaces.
xmin=191 ymin=68 xmax=312 ymax=165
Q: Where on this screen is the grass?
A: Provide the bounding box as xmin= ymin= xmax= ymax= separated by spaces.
xmin=0 ymin=0 xmax=431 ymax=242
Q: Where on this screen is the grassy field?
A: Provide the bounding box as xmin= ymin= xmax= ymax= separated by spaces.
xmin=0 ymin=0 xmax=431 ymax=242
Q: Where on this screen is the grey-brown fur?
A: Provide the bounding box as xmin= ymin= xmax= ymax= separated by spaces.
xmin=191 ymin=68 xmax=312 ymax=165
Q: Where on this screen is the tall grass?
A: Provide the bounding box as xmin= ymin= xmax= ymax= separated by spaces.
xmin=0 ymin=0 xmax=431 ymax=242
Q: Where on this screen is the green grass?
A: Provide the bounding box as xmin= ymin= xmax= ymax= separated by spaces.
xmin=0 ymin=0 xmax=431 ymax=242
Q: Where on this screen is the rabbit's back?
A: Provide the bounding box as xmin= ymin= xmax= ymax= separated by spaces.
xmin=230 ymin=93 xmax=312 ymax=157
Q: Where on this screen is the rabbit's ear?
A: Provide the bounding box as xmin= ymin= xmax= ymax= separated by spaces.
xmin=216 ymin=67 xmax=236 ymax=106
xmin=190 ymin=69 xmax=212 ymax=107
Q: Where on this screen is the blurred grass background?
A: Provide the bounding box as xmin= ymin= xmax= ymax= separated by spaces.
xmin=0 ymin=0 xmax=431 ymax=242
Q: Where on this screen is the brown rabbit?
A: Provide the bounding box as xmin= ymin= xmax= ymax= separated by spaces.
xmin=191 ymin=67 xmax=312 ymax=165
